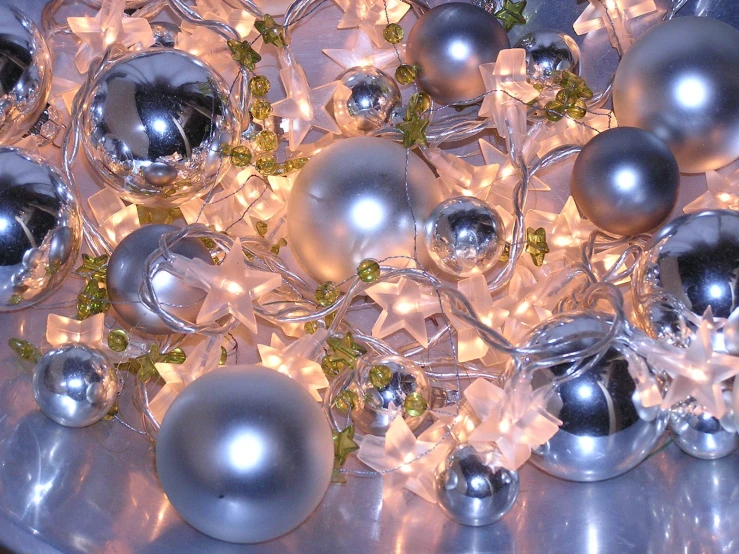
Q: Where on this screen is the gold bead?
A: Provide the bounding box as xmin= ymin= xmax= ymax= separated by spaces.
xmin=395 ymin=64 xmax=417 ymax=85
xmin=383 ymin=23 xmax=404 ymax=44
xmin=357 ymin=258 xmax=380 ymax=282
xmin=230 ymin=145 xmax=252 ymax=166
xmin=253 ymin=129 xmax=279 ymax=152
xmin=249 ymin=99 xmax=272 ymax=120
xmin=249 ymin=75 xmax=271 ymax=97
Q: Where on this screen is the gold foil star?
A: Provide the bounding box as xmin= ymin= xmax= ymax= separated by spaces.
xmin=525 ymin=227 xmax=550 ymax=266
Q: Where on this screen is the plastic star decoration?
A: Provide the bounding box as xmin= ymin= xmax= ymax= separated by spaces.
xmin=45 ymin=313 xmax=105 ymax=349
xmin=87 ymin=189 xmax=141 ymax=246
xmin=187 ymin=0 xmax=256 ymax=39
xmin=323 ymin=30 xmax=402 ymax=71
xmin=257 ymin=329 xmax=330 ymax=400
xmin=333 ymin=0 xmax=410 ymax=45
xmin=684 ymin=170 xmax=739 ymax=213
xmin=367 ymin=277 xmax=441 ymax=347
xmin=424 ymin=147 xmax=500 ymax=199
xmin=531 ymin=110 xmax=614 ymax=159
xmin=573 ymin=0 xmax=658 ymax=54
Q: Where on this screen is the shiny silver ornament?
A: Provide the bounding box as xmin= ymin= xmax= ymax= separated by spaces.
xmin=81 ymin=49 xmax=240 ymax=207
xmin=0 ymin=6 xmax=52 ymax=145
xmin=527 ymin=312 xmax=668 ymax=482
xmin=424 ymin=197 xmax=505 ymax=277
xmin=0 ymin=147 xmax=80 ymax=311
xmin=613 ymin=17 xmax=739 ymax=173
xmin=106 ymin=224 xmax=212 ymax=335
xmin=156 ymin=365 xmax=334 ymax=544
xmin=350 ymin=355 xmax=431 ymax=436
xmin=435 ymin=444 xmax=519 ymax=527
xmin=287 ymin=137 xmax=442 ymax=284
xmin=570 ymin=127 xmax=679 ymax=236
xmin=150 ymin=22 xmax=180 ymax=48
xmin=669 ymin=396 xmax=739 ymax=460
xmin=332 ymin=67 xmax=400 ymax=136
xmin=33 ymin=345 xmax=117 ymax=428
xmin=514 ymin=29 xmax=581 ymax=84
xmin=406 ymin=2 xmax=510 ymax=105
xmin=633 ymin=210 xmax=739 ymax=350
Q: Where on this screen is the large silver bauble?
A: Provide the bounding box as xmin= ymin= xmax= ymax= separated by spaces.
xmin=424 ymin=196 xmax=505 ymax=277
xmin=669 ymin=397 xmax=739 ymax=460
xmin=570 ymin=127 xmax=679 ymax=236
xmin=156 ymin=366 xmax=334 ymax=544
xmin=514 ymin=29 xmax=581 ymax=84
xmin=287 ymin=137 xmax=441 ymax=284
xmin=0 ymin=147 xmax=80 ymax=311
xmin=406 ymin=2 xmax=510 ymax=105
xmin=527 ymin=312 xmax=668 ymax=482
xmin=81 ymin=49 xmax=240 ymax=207
xmin=435 ymin=444 xmax=519 ymax=527
xmin=350 ymin=355 xmax=431 ymax=436
xmin=106 ymin=224 xmax=212 ymax=335
xmin=0 ymin=6 xmax=52 ymax=145
xmin=33 ymin=345 xmax=117 ymax=428
xmin=613 ymin=17 xmax=739 ymax=173
xmin=332 ymin=67 xmax=400 ymax=137
xmin=632 ymin=210 xmax=739 ymax=349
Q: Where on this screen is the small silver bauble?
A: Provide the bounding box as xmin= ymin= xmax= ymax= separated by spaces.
xmin=527 ymin=312 xmax=668 ymax=482
xmin=571 ymin=127 xmax=679 ymax=236
xmin=287 ymin=137 xmax=442 ymax=284
xmin=514 ymin=29 xmax=581 ymax=84
xmin=613 ymin=17 xmax=739 ymax=173
xmin=150 ymin=22 xmax=180 ymax=48
xmin=424 ymin=197 xmax=505 ymax=277
xmin=0 ymin=147 xmax=80 ymax=311
xmin=332 ymin=66 xmax=400 ymax=136
xmin=33 ymin=345 xmax=117 ymax=428
xmin=435 ymin=444 xmax=519 ymax=527
xmin=106 ymin=224 xmax=213 ymax=335
xmin=156 ymin=366 xmax=334 ymax=544
xmin=669 ymin=396 xmax=739 ymax=460
xmin=0 ymin=6 xmax=52 ymax=145
xmin=406 ymin=2 xmax=510 ymax=105
xmin=351 ymin=355 xmax=431 ymax=436
xmin=81 ymin=49 xmax=240 ymax=207
xmin=633 ymin=210 xmax=739 ymax=350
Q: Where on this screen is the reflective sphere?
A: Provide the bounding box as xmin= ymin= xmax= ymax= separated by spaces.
xmin=633 ymin=210 xmax=739 ymax=349
xmin=351 ymin=355 xmax=431 ymax=436
xmin=81 ymin=49 xmax=240 ymax=206
xmin=527 ymin=312 xmax=668 ymax=482
xmin=406 ymin=2 xmax=510 ymax=105
xmin=435 ymin=445 xmax=519 ymax=527
xmin=156 ymin=366 xmax=334 ymax=544
xmin=571 ymin=127 xmax=679 ymax=235
xmin=670 ymin=399 xmax=739 ymax=460
xmin=613 ymin=17 xmax=739 ymax=173
xmin=332 ymin=66 xmax=400 ymax=136
xmin=424 ymin=197 xmax=505 ymax=277
xmin=0 ymin=147 xmax=80 ymax=310
xmin=106 ymin=224 xmax=212 ymax=335
xmin=0 ymin=6 xmax=52 ymax=145
xmin=150 ymin=22 xmax=180 ymax=48
xmin=33 ymin=345 xmax=117 ymax=428
xmin=514 ymin=29 xmax=581 ymax=84
xmin=287 ymin=137 xmax=442 ymax=284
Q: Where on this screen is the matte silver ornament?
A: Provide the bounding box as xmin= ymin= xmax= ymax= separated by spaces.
xmin=527 ymin=312 xmax=668 ymax=482
xmin=287 ymin=137 xmax=442 ymax=284
xmin=613 ymin=16 xmax=739 ymax=173
xmin=106 ymin=224 xmax=212 ymax=335
xmin=0 ymin=147 xmax=80 ymax=311
xmin=435 ymin=444 xmax=519 ymax=527
xmin=0 ymin=6 xmax=52 ymax=145
xmin=81 ymin=49 xmax=240 ymax=207
xmin=406 ymin=2 xmax=510 ymax=105
xmin=33 ymin=345 xmax=117 ymax=428
xmin=514 ymin=29 xmax=581 ymax=84
xmin=424 ymin=196 xmax=505 ymax=277
xmin=570 ymin=127 xmax=679 ymax=236
xmin=669 ymin=396 xmax=739 ymax=460
xmin=332 ymin=66 xmax=400 ymax=136
xmin=156 ymin=366 xmax=334 ymax=544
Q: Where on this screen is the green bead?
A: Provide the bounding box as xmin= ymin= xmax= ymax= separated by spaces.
xmin=316 ymin=281 xmax=340 ymax=307
xmin=230 ymin=145 xmax=252 ymax=167
xmin=357 ymin=258 xmax=380 ymax=282
xmin=383 ymin=23 xmax=404 ymax=44
xmin=555 ymin=89 xmax=573 ymax=104
xmin=219 ymin=346 xmax=228 ymax=365
xmin=249 ymin=99 xmax=272 ymax=120
xmin=8 ymin=338 xmax=41 ymax=363
xmin=369 ymin=364 xmax=393 ymax=389
xmin=249 ymin=75 xmax=271 ymax=97
xmin=163 ymin=347 xmax=187 ymax=365
xmin=577 ymin=82 xmax=593 ymax=100
xmin=255 ymin=220 xmax=268 ymax=237
xmin=321 ymin=354 xmax=342 ymax=378
xmin=304 ymin=320 xmax=320 ymax=334
xmin=107 ymin=330 xmax=129 ymax=353
xmin=334 ymin=389 xmax=359 ymax=412
xmin=566 ymin=98 xmax=587 ymax=119
xmin=254 ymin=129 xmax=278 ymax=152
xmin=395 ymin=64 xmax=417 ymax=85
xmin=283 ymin=157 xmax=308 ymax=172
xmin=403 ymin=391 xmax=427 ymax=417
xmin=255 ymin=154 xmax=279 ymax=175
xmin=409 ymin=92 xmax=431 ymax=115
xmin=544 ymin=100 xmax=564 ymax=122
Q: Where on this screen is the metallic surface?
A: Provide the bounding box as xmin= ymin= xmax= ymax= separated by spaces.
xmin=32 ymin=345 xmax=117 ymax=428
xmin=81 ymin=49 xmax=239 ymax=207
xmin=570 ymin=127 xmax=680 ymax=236
xmin=527 ymin=314 xmax=668 ymax=482
xmin=424 ymin=196 xmax=505 ymax=277
xmin=287 ymin=137 xmax=441 ymax=284
xmin=436 ymin=445 xmax=519 ymax=527
xmin=332 ymin=67 xmax=400 ymax=136
xmin=156 ymin=366 xmax=334 ymax=544
xmin=406 ymin=2 xmax=510 ymax=105
xmin=669 ymin=400 xmax=739 ymax=460
xmin=613 ymin=17 xmax=739 ymax=173
xmin=106 ymin=224 xmax=212 ymax=335
xmin=0 ymin=147 xmax=80 ymax=311
xmin=0 ymin=5 xmax=52 ymax=145
xmin=514 ymin=29 xmax=581 ymax=84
